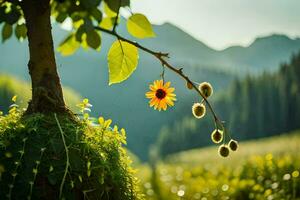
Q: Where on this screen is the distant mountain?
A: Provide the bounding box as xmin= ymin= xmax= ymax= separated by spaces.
xmin=219 ymin=34 xmax=300 ymax=73
xmin=0 ymin=22 xmax=300 ymax=160
xmin=140 ymin=23 xmax=300 ymax=74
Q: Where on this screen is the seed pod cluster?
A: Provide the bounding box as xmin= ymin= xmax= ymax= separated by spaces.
xmin=189 ymin=82 xmax=238 ymax=157
xmin=210 ymin=129 xmax=239 ymax=157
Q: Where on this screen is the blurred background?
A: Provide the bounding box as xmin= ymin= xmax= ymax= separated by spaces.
xmin=1 ymin=0 xmax=299 ymax=199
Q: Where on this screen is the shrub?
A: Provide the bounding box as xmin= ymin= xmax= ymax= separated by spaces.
xmin=0 ymin=104 xmax=143 ymax=199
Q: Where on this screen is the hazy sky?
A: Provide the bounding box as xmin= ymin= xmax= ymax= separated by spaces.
xmin=130 ymin=0 xmax=300 ymax=50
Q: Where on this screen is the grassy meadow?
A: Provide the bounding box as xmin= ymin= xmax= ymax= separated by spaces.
xmin=137 ymin=131 xmax=300 ymax=200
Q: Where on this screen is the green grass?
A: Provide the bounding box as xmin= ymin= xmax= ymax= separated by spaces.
xmin=167 ymin=131 xmax=300 ymax=166
xmin=138 ymin=131 xmax=300 ymax=200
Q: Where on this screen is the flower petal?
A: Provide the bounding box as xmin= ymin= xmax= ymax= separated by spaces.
xmin=146 ymin=91 xmax=155 ymax=98
xmin=149 ymin=98 xmax=157 ymax=107
xmin=161 ymin=101 xmax=168 ymax=110
xmin=158 ymin=80 xmax=163 ymax=88
xmin=164 ymin=81 xmax=171 ymax=88
xmin=154 ymin=100 xmax=159 ymax=110
xmin=165 ymin=98 xmax=175 ymax=106
xmin=167 ymin=87 xmax=175 ymax=93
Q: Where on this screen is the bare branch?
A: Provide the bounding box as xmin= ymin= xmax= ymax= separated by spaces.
xmin=94 ymin=26 xmax=222 ymax=125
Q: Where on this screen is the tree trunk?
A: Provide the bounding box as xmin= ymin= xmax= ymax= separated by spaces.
xmin=21 ymin=0 xmax=66 ymax=114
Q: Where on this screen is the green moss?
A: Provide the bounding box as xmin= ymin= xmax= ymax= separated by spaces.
xmin=0 ymin=110 xmax=143 ymax=199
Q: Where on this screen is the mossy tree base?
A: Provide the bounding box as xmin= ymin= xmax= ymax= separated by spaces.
xmin=25 ymin=90 xmax=68 ymax=115
xmin=0 ymin=112 xmax=142 ymax=200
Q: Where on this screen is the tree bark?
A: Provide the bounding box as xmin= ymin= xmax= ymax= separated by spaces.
xmin=21 ymin=0 xmax=66 ymax=114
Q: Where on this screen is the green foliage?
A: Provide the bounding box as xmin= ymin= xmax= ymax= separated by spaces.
xmin=0 ymin=0 xmax=156 ymax=105
xmin=2 ymin=23 xmax=12 ymax=43
xmin=104 ymin=0 xmax=130 ymax=12
xmin=0 ymin=3 xmax=20 ymax=25
xmin=0 ymin=2 xmax=23 ymax=42
xmin=57 ymin=34 xmax=80 ymax=56
xmin=0 ymin=74 xmax=82 ymax=112
xmin=86 ymin=30 xmax=101 ymax=50
xmin=127 ymin=13 xmax=155 ymax=39
xmin=14 ymin=23 xmax=27 ymax=40
xmin=52 ymin=0 xmax=118 ymax=54
xmin=108 ymin=40 xmax=139 ymax=85
xmin=0 ymin=103 xmax=143 ymax=199
xmin=155 ymin=52 xmax=300 ymax=157
xmin=139 ymin=132 xmax=300 ymax=200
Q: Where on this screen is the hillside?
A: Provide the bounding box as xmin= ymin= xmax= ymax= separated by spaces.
xmin=1 ymin=22 xmax=300 ymax=160
xmin=165 ymin=130 xmax=300 ymax=165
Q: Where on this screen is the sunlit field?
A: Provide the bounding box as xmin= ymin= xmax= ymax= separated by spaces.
xmin=137 ymin=131 xmax=300 ymax=200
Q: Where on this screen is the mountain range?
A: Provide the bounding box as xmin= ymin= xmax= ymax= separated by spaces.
xmin=1 ymin=21 xmax=300 ymax=160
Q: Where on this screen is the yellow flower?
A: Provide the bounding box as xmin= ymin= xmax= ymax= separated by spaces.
xmin=145 ymin=80 xmax=176 ymax=111
xmin=12 ymin=95 xmax=17 ymax=103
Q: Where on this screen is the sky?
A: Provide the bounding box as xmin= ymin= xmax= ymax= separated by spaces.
xmin=129 ymin=0 xmax=300 ymax=50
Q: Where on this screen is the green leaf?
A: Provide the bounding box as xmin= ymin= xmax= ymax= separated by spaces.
xmin=127 ymin=13 xmax=155 ymax=39
xmin=81 ymin=0 xmax=101 ymax=9
xmin=2 ymin=23 xmax=12 ymax=43
xmin=107 ymin=40 xmax=139 ymax=85
xmin=56 ymin=12 xmax=67 ymax=23
xmin=15 ymin=24 xmax=27 ymax=40
xmin=104 ymin=0 xmax=129 ymax=12
xmin=104 ymin=3 xmax=117 ymax=18
xmin=86 ymin=30 xmax=101 ymax=50
xmin=91 ymin=8 xmax=102 ymax=22
xmin=99 ymin=17 xmax=118 ymax=30
xmin=57 ymin=34 xmax=80 ymax=56
xmin=75 ymin=25 xmax=85 ymax=42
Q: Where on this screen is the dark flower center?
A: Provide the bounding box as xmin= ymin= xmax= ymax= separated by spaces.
xmin=155 ymin=89 xmax=166 ymax=99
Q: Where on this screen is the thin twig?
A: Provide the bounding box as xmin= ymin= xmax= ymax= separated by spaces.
xmin=94 ymin=26 xmax=221 ymax=124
